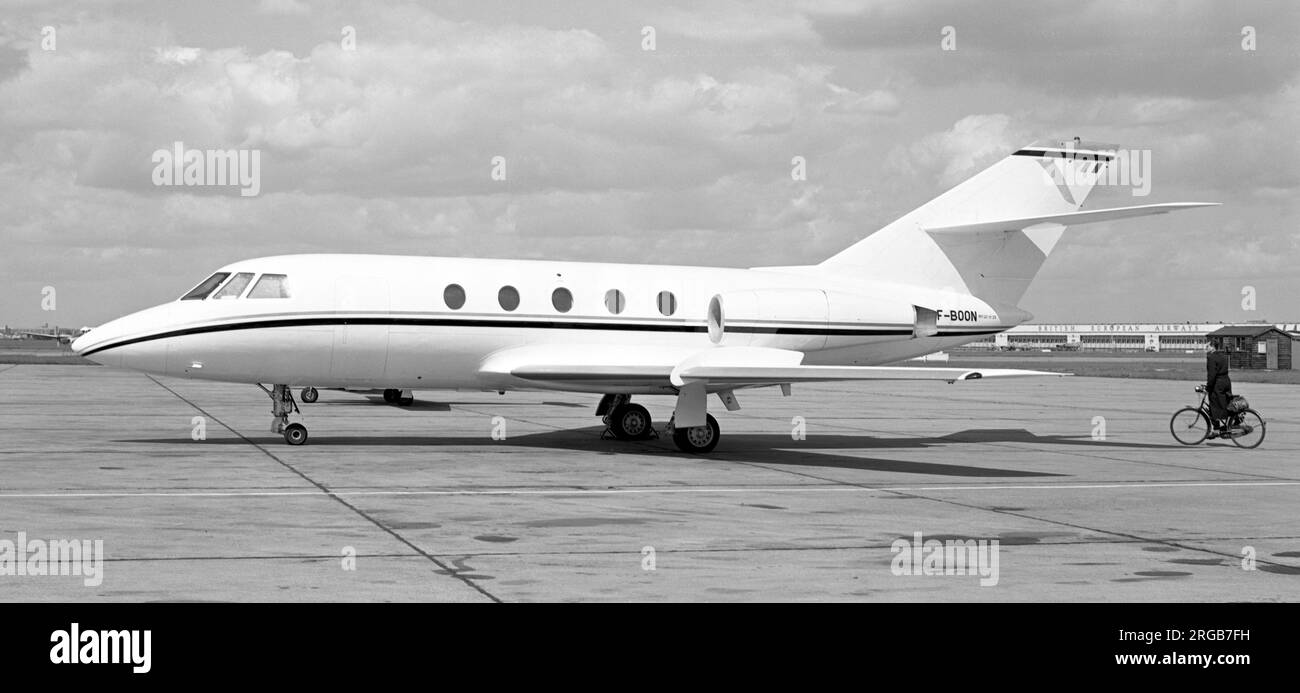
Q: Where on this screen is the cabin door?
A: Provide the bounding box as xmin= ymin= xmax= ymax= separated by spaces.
xmin=331 ymin=275 xmax=391 ymax=382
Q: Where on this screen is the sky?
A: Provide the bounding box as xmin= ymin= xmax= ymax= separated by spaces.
xmin=1 ymin=0 xmax=1297 ymax=328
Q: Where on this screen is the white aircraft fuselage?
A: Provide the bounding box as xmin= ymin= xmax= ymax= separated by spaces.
xmin=73 ymin=254 xmax=1023 ymax=395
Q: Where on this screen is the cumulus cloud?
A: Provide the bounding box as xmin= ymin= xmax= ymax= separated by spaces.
xmin=654 ymin=0 xmax=818 ymax=44
xmin=153 ymin=45 xmax=201 ymax=65
xmin=824 ymin=83 xmax=899 ymax=114
xmin=256 ymin=0 xmax=310 ymax=15
xmin=0 ymin=12 xmax=897 ymax=202
xmin=895 ymin=113 xmax=1026 ymax=187
xmin=0 ymin=3 xmax=908 ymax=324
xmin=808 ymin=0 xmax=1300 ymax=98
xmin=0 ymin=0 xmax=1294 ymax=327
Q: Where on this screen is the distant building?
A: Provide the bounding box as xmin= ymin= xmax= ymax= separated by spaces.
xmin=1206 ymin=325 xmax=1293 ymax=370
xmin=958 ymin=322 xmax=1298 ymax=368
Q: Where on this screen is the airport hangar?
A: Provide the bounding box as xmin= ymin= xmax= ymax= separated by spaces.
xmin=960 ymin=321 xmax=1300 ymax=360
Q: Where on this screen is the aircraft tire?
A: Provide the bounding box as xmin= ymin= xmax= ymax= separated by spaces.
xmin=609 ymin=403 xmax=653 ymax=440
xmin=283 ymin=423 xmax=309 ymax=446
xmin=672 ymin=414 xmax=719 ymax=453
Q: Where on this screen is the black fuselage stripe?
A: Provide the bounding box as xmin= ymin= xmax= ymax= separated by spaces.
xmin=80 ymin=317 xmax=999 ymax=356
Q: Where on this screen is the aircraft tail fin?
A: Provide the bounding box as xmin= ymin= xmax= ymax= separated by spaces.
xmin=819 ymin=139 xmax=1215 ymax=306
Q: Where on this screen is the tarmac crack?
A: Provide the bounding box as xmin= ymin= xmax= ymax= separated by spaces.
xmin=144 ymin=375 xmax=503 ymax=604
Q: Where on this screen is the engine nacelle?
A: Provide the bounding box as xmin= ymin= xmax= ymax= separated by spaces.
xmin=707 ymin=288 xmax=922 ymax=350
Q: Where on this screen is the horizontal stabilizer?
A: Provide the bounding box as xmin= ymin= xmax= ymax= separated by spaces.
xmin=925 ymin=202 xmax=1219 ymax=235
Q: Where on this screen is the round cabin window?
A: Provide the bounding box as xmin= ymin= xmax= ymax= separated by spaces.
xmin=604 ymin=289 xmax=625 ymax=315
xmin=498 ymin=286 xmax=520 ymax=311
xmin=551 ymin=287 xmax=573 ymax=313
xmin=444 ymin=284 xmax=466 ymax=310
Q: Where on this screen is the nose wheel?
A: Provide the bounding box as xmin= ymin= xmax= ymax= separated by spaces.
xmin=260 ymin=384 xmax=309 ymax=445
xmin=283 ymin=422 xmax=308 ymax=445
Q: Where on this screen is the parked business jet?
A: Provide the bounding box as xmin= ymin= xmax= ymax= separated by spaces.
xmin=73 ymin=140 xmax=1215 ymax=451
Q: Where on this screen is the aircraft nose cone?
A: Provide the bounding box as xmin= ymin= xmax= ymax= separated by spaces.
xmin=73 ymin=303 xmax=175 ymax=371
xmin=72 ymin=327 xmax=121 ymax=367
xmin=71 ymin=331 xmax=93 ymax=355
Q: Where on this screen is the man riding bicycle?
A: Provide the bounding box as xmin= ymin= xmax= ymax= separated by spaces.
xmin=1205 ymin=341 xmax=1232 ymax=437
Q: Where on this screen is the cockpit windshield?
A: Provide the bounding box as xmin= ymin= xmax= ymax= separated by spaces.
xmin=247 ymin=274 xmax=291 ymax=299
xmin=211 ymin=272 xmax=255 ymax=300
xmin=180 ymin=273 xmax=231 ymax=301
xmin=180 ymin=271 xmax=291 ymax=301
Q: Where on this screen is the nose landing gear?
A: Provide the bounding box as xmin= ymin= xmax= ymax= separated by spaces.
xmin=260 ymin=384 xmax=309 ymax=445
xmin=283 ymin=422 xmax=308 ymax=445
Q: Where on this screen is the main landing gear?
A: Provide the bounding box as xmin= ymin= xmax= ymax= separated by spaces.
xmin=599 ymin=394 xmax=656 ymax=441
xmin=595 ymin=394 xmax=722 ymax=453
xmin=300 ymin=387 xmax=319 ymax=403
xmin=382 ymin=388 xmax=414 ymax=406
xmin=666 ymin=414 xmax=720 ymax=454
xmin=261 ymin=384 xmax=308 ymax=445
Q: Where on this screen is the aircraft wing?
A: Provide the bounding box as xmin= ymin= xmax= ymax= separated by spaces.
xmin=671 ymin=364 xmax=1061 ymax=386
xmin=666 ymin=346 xmax=1061 ymax=387
xmin=509 ymin=365 xmax=675 ymax=382
xmin=479 ymin=345 xmax=695 ymax=392
xmin=485 ymin=345 xmax=1063 ymax=394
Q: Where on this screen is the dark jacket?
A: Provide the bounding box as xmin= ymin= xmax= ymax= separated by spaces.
xmin=1206 ymin=351 xmax=1231 ymax=393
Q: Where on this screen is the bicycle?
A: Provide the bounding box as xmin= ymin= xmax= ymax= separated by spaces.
xmin=1169 ymin=385 xmax=1265 ymax=448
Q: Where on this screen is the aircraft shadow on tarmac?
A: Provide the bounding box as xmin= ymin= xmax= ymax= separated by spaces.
xmin=109 ymin=423 xmax=1210 ymax=477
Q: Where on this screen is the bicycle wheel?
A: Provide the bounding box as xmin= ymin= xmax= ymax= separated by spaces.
xmin=1170 ymin=407 xmax=1209 ymax=445
xmin=1230 ymin=410 xmax=1266 ymax=449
